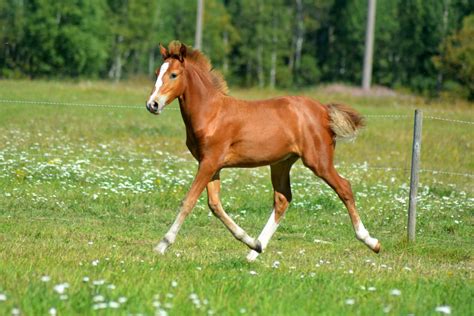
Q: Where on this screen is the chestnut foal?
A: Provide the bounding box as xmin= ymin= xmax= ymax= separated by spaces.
xmin=146 ymin=41 xmax=380 ymax=261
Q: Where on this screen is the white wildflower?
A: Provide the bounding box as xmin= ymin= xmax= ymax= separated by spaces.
xmin=345 ymin=298 xmax=355 ymax=305
xmin=118 ymin=297 xmax=127 ymax=304
xmin=390 ymin=289 xmax=401 ymax=296
xmin=156 ymin=309 xmax=168 ymax=316
xmin=53 ymin=283 xmax=69 ymax=294
xmin=92 ymin=303 xmax=107 ymax=310
xmin=435 ymin=306 xmax=451 ymax=314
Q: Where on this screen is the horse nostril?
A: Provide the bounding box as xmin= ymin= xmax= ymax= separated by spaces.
xmin=146 ymin=101 xmax=159 ymax=113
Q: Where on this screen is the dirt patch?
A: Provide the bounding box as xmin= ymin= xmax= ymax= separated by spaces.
xmin=319 ymin=83 xmax=400 ymax=97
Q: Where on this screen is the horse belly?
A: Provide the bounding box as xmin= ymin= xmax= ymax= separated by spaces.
xmin=224 ymin=136 xmax=298 ymax=167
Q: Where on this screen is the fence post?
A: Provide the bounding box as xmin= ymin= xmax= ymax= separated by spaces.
xmin=408 ymin=109 xmax=423 ymax=242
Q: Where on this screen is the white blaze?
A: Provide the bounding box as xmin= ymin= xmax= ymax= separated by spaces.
xmin=148 ymin=62 xmax=169 ymax=108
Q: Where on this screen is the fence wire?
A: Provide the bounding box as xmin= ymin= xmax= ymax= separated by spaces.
xmin=1 ymin=98 xmax=474 ymax=125
xmin=1 ymin=98 xmax=473 ymax=179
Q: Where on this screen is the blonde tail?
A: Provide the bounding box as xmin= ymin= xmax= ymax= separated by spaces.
xmin=326 ymin=103 xmax=365 ymax=142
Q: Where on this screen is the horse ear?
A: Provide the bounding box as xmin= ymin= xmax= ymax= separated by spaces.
xmin=179 ymin=44 xmax=186 ymax=62
xmin=159 ymin=43 xmax=168 ymax=60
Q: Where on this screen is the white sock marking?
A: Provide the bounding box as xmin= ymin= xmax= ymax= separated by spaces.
xmin=355 ymin=222 xmax=378 ymax=249
xmin=247 ymin=209 xmax=279 ymax=261
xmin=155 ymin=218 xmax=181 ymax=254
xmin=258 ymin=209 xmax=279 ymax=248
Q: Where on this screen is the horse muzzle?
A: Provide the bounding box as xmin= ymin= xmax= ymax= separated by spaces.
xmin=146 ymin=101 xmax=160 ymax=115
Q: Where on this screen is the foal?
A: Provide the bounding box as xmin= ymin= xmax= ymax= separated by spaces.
xmin=146 ymin=41 xmax=380 ymax=261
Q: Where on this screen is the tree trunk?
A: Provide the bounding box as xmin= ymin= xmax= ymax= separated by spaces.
xmin=195 ymin=0 xmax=204 ymax=50
xmin=436 ymin=0 xmax=450 ymax=95
xmin=288 ymin=36 xmax=295 ymax=72
xmin=246 ymin=59 xmax=252 ymax=86
xmin=109 ymin=54 xmax=122 ymax=82
xmin=362 ymin=0 xmax=377 ymax=91
xmin=269 ymin=50 xmax=277 ymax=89
xmin=108 ymin=35 xmax=124 ymax=82
xmin=294 ymin=0 xmax=304 ymax=71
xmin=223 ymin=31 xmax=229 ymax=75
xmin=256 ymin=0 xmax=265 ymax=88
xmin=148 ymin=48 xmax=155 ymax=76
xmin=269 ymin=10 xmax=278 ymax=89
xmin=257 ymin=44 xmax=264 ymax=88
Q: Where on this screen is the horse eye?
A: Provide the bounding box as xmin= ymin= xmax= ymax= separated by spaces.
xmin=170 ymin=73 xmax=178 ymax=79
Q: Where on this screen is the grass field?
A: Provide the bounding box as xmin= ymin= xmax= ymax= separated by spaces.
xmin=0 ymin=79 xmax=473 ymax=315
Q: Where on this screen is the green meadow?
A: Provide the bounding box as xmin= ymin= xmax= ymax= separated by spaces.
xmin=0 ymin=79 xmax=472 ymax=315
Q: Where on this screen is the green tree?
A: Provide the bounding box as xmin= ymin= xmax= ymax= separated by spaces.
xmin=203 ymin=0 xmax=238 ymax=76
xmin=0 ymin=0 xmax=108 ymax=78
xmin=324 ymin=0 xmax=366 ymax=83
xmin=56 ymin=0 xmax=109 ymax=77
xmin=296 ymin=0 xmax=333 ymax=86
xmin=372 ymin=0 xmax=399 ymax=87
xmin=0 ymin=0 xmax=27 ymax=77
xmin=435 ymin=14 xmax=474 ymax=99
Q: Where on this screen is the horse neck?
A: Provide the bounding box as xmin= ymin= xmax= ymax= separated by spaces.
xmin=179 ymin=64 xmax=222 ymax=132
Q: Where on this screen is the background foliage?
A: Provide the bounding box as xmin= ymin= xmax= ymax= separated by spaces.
xmin=0 ymin=0 xmax=473 ymax=97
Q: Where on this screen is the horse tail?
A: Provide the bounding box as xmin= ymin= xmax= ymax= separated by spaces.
xmin=326 ymin=103 xmax=365 ymax=142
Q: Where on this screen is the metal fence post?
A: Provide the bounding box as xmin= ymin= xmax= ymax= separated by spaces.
xmin=408 ymin=109 xmax=423 ymax=242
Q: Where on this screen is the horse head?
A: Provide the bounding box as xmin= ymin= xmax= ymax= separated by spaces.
xmin=146 ymin=41 xmax=187 ymax=115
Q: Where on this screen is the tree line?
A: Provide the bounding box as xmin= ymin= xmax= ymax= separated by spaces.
xmin=0 ymin=0 xmax=473 ymax=98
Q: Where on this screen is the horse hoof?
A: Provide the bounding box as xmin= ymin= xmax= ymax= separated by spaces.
xmin=246 ymin=250 xmax=259 ymax=262
xmin=372 ymin=241 xmax=381 ymax=254
xmin=154 ymin=241 xmax=169 ymax=255
xmin=254 ymin=240 xmax=263 ymax=253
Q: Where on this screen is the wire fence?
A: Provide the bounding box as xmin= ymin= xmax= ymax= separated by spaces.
xmin=1 ymin=98 xmax=473 ymax=125
xmin=1 ymin=98 xmax=473 ymax=179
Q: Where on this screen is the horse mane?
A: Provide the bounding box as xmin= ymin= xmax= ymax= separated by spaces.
xmin=168 ymin=41 xmax=229 ymax=95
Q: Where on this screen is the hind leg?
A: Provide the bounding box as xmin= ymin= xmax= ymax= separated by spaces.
xmin=302 ymin=151 xmax=380 ymax=253
xmin=247 ymin=157 xmax=297 ymax=261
